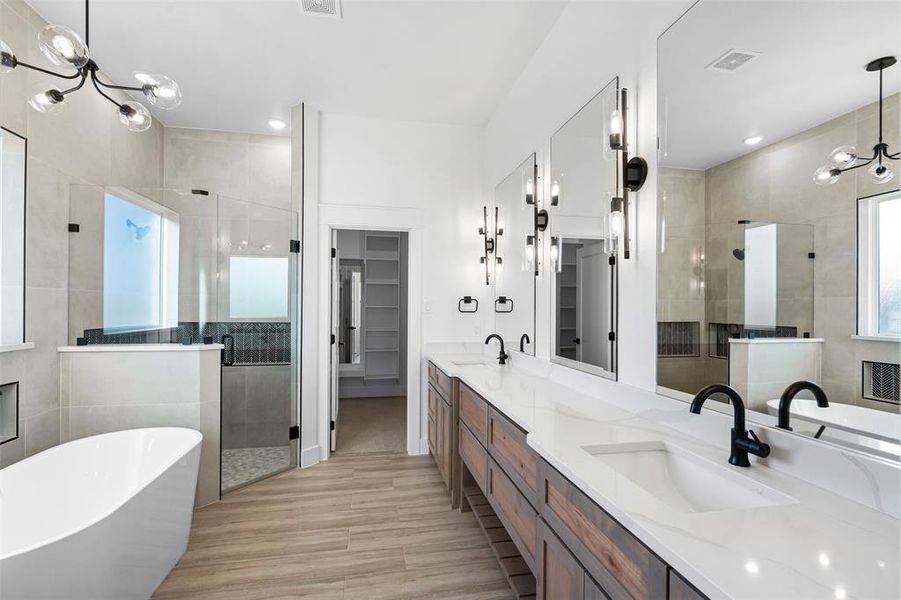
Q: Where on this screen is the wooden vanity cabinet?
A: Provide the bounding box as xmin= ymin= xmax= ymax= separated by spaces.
xmin=427 ymin=362 xmax=461 ymax=508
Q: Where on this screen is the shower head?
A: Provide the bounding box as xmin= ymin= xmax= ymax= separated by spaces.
xmin=732 ymin=248 xmax=745 ymax=261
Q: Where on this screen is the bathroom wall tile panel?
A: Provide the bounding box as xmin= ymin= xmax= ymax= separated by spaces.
xmin=67 ymin=403 xmax=201 ymax=441
xmin=248 ymin=139 xmax=292 ymax=210
xmin=109 ymin=117 xmax=164 ymax=189
xmin=67 ymin=352 xmax=201 ymax=406
xmin=23 ymin=287 xmax=66 ymax=420
xmin=0 ymin=420 xmax=25 ymax=467
xmin=198 ymin=399 xmax=222 ymax=506
xmin=23 ymin=407 xmax=60 ymax=457
xmin=164 ymin=132 xmax=250 ymax=199
xmin=24 ymin=160 xmax=69 ymax=288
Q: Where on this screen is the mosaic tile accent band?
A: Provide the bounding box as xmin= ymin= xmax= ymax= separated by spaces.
xmin=80 ymin=321 xmax=292 ymax=365
xmin=657 ymin=321 xmax=700 ymax=357
xmin=863 ymin=361 xmax=900 ymax=404
xmin=707 ymin=323 xmax=799 ymax=359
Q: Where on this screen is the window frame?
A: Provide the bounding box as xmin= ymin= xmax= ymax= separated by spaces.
xmin=102 ymin=187 xmax=179 ymax=334
xmin=857 ymin=189 xmax=901 ymax=340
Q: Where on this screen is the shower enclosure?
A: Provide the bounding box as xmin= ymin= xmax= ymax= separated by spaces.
xmin=67 ymin=185 xmax=299 ymax=494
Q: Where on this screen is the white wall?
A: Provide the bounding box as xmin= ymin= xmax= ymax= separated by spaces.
xmin=482 ymin=1 xmax=692 ymax=390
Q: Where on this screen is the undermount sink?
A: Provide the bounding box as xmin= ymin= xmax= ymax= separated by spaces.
xmin=582 ymin=441 xmax=796 ymax=514
xmin=453 ymin=360 xmax=488 ymax=366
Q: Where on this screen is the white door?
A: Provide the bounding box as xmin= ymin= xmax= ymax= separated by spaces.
xmin=329 ymin=231 xmax=340 ymax=452
xmin=577 ymin=241 xmax=609 ymax=369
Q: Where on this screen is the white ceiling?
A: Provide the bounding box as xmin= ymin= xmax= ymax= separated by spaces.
xmin=659 ymin=1 xmax=901 ymax=170
xmin=25 ymin=0 xmax=568 ymax=134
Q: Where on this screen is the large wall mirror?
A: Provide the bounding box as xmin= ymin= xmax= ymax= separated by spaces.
xmin=657 ymin=0 xmax=900 ymax=459
xmin=0 ymin=128 xmax=26 ymax=348
xmin=494 ymin=154 xmax=538 ymax=355
xmin=549 ymin=77 xmax=619 ymax=378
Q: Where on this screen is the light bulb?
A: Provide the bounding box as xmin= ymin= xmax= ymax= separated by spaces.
xmin=38 ymin=24 xmax=89 ymax=68
xmin=609 ymin=109 xmax=623 ymax=149
xmin=28 ymin=88 xmax=65 ymax=113
xmin=609 ymin=209 xmax=624 ymax=239
xmin=550 ymin=180 xmax=560 ymax=206
xmin=550 ymin=237 xmax=562 ymax=272
xmin=869 ymin=162 xmax=895 ymax=185
xmin=135 ymin=72 xmax=182 ymax=110
xmin=828 ymin=145 xmax=857 ymax=168
xmin=813 ymin=164 xmax=840 ymax=185
xmin=525 ymin=178 xmax=535 ymax=205
xmin=524 ymin=235 xmax=535 ymax=272
xmin=118 ymin=101 xmax=152 ymax=132
xmin=0 ymin=40 xmax=16 ymax=74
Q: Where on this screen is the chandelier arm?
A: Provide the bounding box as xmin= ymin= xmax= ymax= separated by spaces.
xmin=90 ymin=69 xmax=122 ymax=108
xmin=837 ymin=156 xmax=876 ymax=173
xmin=60 ymin=71 xmax=89 ymax=95
xmin=886 ymin=150 xmax=900 ymax=160
xmin=92 ymin=75 xmax=143 ymax=93
xmin=14 ymin=59 xmax=83 ymax=80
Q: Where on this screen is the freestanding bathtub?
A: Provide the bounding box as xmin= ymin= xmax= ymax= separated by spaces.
xmin=0 ymin=427 xmax=202 ymax=599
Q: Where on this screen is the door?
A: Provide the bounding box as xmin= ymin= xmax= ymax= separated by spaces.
xmin=217 ymin=195 xmax=299 ymax=493
xmin=329 ymin=232 xmax=340 ymax=452
xmin=577 ymin=242 xmax=609 ymax=370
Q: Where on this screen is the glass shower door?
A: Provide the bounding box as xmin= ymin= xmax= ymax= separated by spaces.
xmin=217 ymin=195 xmax=299 ymax=493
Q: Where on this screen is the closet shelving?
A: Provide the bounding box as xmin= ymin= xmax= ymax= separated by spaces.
xmin=556 ymin=241 xmax=580 ymax=361
xmin=363 ymin=232 xmax=401 ymax=380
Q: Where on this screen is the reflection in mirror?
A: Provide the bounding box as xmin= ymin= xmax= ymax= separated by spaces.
xmin=339 ymin=261 xmax=363 ymax=365
xmin=550 ymin=77 xmax=619 ymax=378
xmin=494 ymin=154 xmax=537 ymax=355
xmin=657 ymin=0 xmax=900 ymax=459
xmin=0 ymin=128 xmax=26 ymax=347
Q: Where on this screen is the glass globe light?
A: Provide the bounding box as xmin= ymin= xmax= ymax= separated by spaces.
xmin=869 ymin=162 xmax=895 ymax=185
xmin=118 ymin=101 xmax=152 ymax=132
xmin=0 ymin=40 xmax=16 ymax=74
xmin=827 ymin=145 xmax=858 ymax=168
xmin=134 ymin=72 xmax=182 ymax=110
xmin=28 ymin=88 xmax=66 ymax=113
xmin=38 ymin=24 xmax=89 ymax=68
xmin=813 ymin=164 xmax=841 ymax=185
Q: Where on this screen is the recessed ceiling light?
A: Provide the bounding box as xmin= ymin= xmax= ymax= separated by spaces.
xmin=268 ymin=118 xmax=287 ymax=131
xmin=744 ymin=136 xmax=763 ymax=146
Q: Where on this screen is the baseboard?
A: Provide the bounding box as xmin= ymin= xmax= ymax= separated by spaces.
xmin=300 ymin=445 xmax=321 ymax=468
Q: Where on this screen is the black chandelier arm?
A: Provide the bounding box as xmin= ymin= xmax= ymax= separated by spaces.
xmin=92 ymin=72 xmax=144 ymax=93
xmin=89 ymin=69 xmax=123 ymax=109
xmin=13 ymin=59 xmax=82 ymax=80
xmin=60 ymin=71 xmax=89 ymax=96
xmin=887 ymin=150 xmax=900 ymax=160
xmin=836 ymin=156 xmax=876 ymax=174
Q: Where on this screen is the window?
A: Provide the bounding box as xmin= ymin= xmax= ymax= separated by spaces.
xmin=858 ymin=191 xmax=901 ymax=338
xmin=102 ymin=190 xmax=179 ymax=333
xmin=228 ymin=256 xmax=289 ymax=319
xmin=0 ymin=128 xmax=26 ymax=347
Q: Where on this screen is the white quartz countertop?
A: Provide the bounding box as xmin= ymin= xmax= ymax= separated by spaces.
xmin=428 ymin=353 xmax=899 ymax=600
xmin=58 ymin=343 xmax=225 ymax=352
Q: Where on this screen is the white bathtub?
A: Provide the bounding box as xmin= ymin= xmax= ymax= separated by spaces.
xmin=0 ymin=427 xmax=202 ymax=599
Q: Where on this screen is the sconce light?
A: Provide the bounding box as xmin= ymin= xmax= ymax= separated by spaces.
xmin=814 ymin=56 xmax=898 ymax=186
xmin=479 ymin=205 xmax=494 ymax=285
xmin=525 ymin=177 xmax=535 ymax=205
xmin=609 ymin=87 xmax=648 ymax=260
xmin=550 ymin=179 xmax=561 ymax=206
xmin=549 ymin=236 xmax=562 ymax=272
xmin=524 ymin=234 xmax=536 ymax=272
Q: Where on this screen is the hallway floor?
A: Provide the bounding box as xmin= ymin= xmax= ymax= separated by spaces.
xmin=335 ymin=396 xmax=406 ymax=455
xmin=154 ymin=453 xmax=514 ymax=599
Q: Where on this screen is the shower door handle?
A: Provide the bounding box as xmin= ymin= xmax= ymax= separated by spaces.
xmin=221 ymin=334 xmax=235 ymax=366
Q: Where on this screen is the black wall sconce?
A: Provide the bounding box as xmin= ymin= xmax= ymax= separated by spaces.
xmin=608 ymin=87 xmax=648 ymax=260
xmin=479 ymin=205 xmax=504 ymax=285
xmin=522 ymin=157 xmax=547 ymax=276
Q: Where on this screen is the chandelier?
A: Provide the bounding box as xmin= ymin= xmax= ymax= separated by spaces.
xmin=0 ymin=0 xmax=181 ymax=132
xmin=814 ymin=56 xmax=898 ymax=186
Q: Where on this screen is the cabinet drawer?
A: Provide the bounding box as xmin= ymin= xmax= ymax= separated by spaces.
xmin=669 ymin=570 xmax=708 ymax=600
xmin=489 ymin=407 xmax=538 ymax=507
xmin=459 ymin=421 xmax=488 ymax=493
xmin=537 ymin=519 xmax=583 ymax=599
xmin=459 ymin=383 xmax=489 ymax=446
xmin=428 ymin=384 xmax=439 ymax=419
xmin=540 ymin=461 xmax=667 ymax=599
xmin=435 ymin=367 xmax=452 ymax=399
xmin=488 ymin=458 xmax=538 ymax=571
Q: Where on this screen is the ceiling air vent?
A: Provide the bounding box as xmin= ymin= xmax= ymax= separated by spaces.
xmin=706 ymin=49 xmax=761 ymax=73
xmin=301 ymin=0 xmax=342 ymax=18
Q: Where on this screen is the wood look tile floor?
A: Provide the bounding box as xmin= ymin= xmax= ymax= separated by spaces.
xmin=154 ymin=453 xmax=515 ymax=599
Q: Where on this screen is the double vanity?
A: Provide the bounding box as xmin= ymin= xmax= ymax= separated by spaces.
xmin=425 ymin=354 xmax=898 ymax=599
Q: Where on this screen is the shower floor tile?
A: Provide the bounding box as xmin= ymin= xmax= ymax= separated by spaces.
xmin=221 ymin=446 xmax=291 ymax=492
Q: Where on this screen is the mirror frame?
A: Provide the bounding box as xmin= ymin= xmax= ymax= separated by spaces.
xmin=0 ymin=126 xmax=27 ymax=348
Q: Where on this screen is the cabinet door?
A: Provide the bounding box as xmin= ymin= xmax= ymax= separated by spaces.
xmin=538 ymin=519 xmax=584 ymax=600
xmin=435 ymin=399 xmax=446 ymax=480
xmin=584 ymin=573 xmax=610 ymax=600
xmin=440 ymin=400 xmax=453 ymax=485
xmin=428 ymin=416 xmax=437 ymax=458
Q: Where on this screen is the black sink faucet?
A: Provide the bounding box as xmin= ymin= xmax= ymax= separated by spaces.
xmin=777 ymin=381 xmax=829 ymax=431
xmin=689 ymin=384 xmax=771 ymax=467
xmin=485 ymin=334 xmax=508 ymax=365
xmin=519 ymin=333 xmax=530 ymax=353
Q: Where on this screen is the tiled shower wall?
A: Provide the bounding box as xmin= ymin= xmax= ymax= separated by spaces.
xmin=658 ymin=95 xmax=901 ymax=410
xmin=0 ymin=0 xmax=164 ymax=467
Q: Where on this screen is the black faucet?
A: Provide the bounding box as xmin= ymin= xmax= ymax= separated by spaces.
xmin=519 ymin=333 xmax=530 ymax=353
xmin=485 ymin=334 xmax=508 ymax=365
xmin=777 ymin=381 xmax=829 ymax=431
xmin=689 ymin=384 xmax=771 ymax=467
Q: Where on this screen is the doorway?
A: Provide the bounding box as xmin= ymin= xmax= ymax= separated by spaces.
xmin=329 ymin=229 xmax=408 ymax=455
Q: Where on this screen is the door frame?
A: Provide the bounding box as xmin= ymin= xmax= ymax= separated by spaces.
xmin=315 ymin=205 xmax=423 ymax=460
